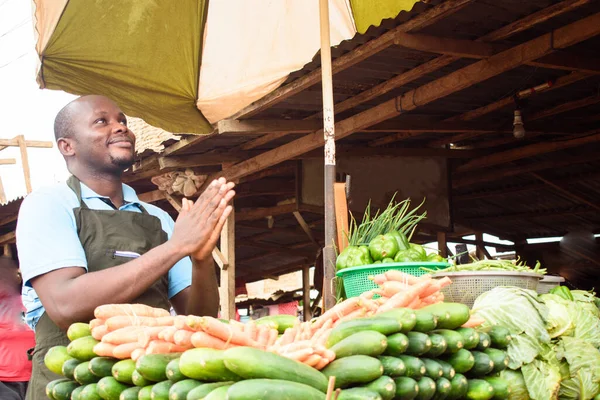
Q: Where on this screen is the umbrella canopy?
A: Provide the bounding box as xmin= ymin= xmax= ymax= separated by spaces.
xmin=32 ymin=0 xmax=420 ymax=134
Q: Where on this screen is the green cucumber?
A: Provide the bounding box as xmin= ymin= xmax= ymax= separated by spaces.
xmin=384 ymin=332 xmax=409 ymax=356
xmin=338 ymin=388 xmax=382 ymax=400
xmin=150 ymin=380 xmax=173 ymax=400
xmin=223 ymin=347 xmax=326 ymax=391
xmin=393 ymin=377 xmax=419 ymax=400
xmin=489 ymin=326 xmax=512 ymax=349
xmin=468 ymin=351 xmax=494 ymax=377
xmin=61 ymin=358 xmax=81 ymax=380
xmin=88 ymin=357 xmax=118 ymax=378
xmin=483 ymin=377 xmax=510 ymax=400
xmin=180 ymin=349 xmax=241 ymax=383
xmin=483 ymin=348 xmax=509 ymax=373
xmin=364 ymin=376 xmax=396 ymax=400
xmin=131 ymin=370 xmax=152 ymax=387
xmin=405 ymin=332 xmax=432 ymax=356
xmin=135 ymin=353 xmax=181 ymax=382
xmin=420 ymin=358 xmax=443 ymax=379
xmin=322 ymin=355 xmax=383 ymax=389
xmin=376 ymin=308 xmax=417 ymax=333
xmin=326 ymin=317 xmax=403 ymax=348
xmin=67 ymin=336 xmax=100 ymax=361
xmin=111 ymin=359 xmax=136 ymax=385
xmin=432 ymin=330 xmax=464 ymax=354
xmin=80 ymin=383 xmax=102 ymax=400
xmin=476 ymin=332 xmax=491 ymax=351
xmin=445 ymin=349 xmax=474 ymax=374
xmin=166 ymin=357 xmax=186 ymax=382
xmin=47 ymin=378 xmax=70 ymax=400
xmin=419 ymin=303 xmax=470 ymax=330
xmin=425 ymin=333 xmax=447 ymax=357
xmin=255 ymin=315 xmax=299 ymax=334
xmin=118 ymin=386 xmax=140 ymax=400
xmin=466 ymin=379 xmax=495 ymax=400
xmin=378 ymin=356 xmax=407 ymax=377
xmin=455 ymin=328 xmax=479 ymax=350
xmin=413 ymin=311 xmax=437 ymax=332
xmin=227 ymin=379 xmax=325 ymax=400
xmin=96 ymin=377 xmax=128 ymax=400
xmin=186 ymin=382 xmax=234 ymax=400
xmin=432 ymin=377 xmax=452 ymax=400
xmin=416 ymin=377 xmax=436 ymax=400
xmin=331 ymin=330 xmax=388 ymax=358
xmin=74 ymin=361 xmax=100 ymax=385
xmin=137 ymin=385 xmax=153 ymax=400
xmin=204 ymin=385 xmax=232 ymax=400
xmin=52 ymin=380 xmax=80 ymax=400
xmin=447 ymin=374 xmax=468 ymax=400
xmin=397 ymin=355 xmax=426 ymax=379
xmin=437 ymin=360 xmax=456 ymax=380
xmin=168 ymin=379 xmax=202 ymax=400
xmin=71 ymin=385 xmax=85 ymax=400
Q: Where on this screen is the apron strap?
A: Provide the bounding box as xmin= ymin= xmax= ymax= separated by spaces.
xmin=66 ymin=175 xmax=148 ymax=214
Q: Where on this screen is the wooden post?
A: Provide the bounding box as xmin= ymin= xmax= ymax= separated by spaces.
xmin=437 ymin=232 xmax=448 ymax=258
xmin=319 ymin=0 xmax=337 ymax=311
xmin=220 ymin=207 xmax=236 ymax=320
xmin=302 ymin=267 xmax=311 ymax=321
xmin=17 ymin=135 xmax=32 ymax=194
xmin=3 ymin=244 xmax=12 ymax=258
xmin=475 ymin=232 xmax=486 ymax=260
xmin=0 ymin=176 xmax=6 ymax=204
xmin=334 ymin=182 xmax=349 ymax=252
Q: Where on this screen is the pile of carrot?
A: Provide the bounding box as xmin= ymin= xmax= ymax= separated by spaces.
xmin=89 ymin=271 xmax=482 ymax=368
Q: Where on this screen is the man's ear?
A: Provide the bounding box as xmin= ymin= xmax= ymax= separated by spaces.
xmin=57 ymin=137 xmax=75 ymax=157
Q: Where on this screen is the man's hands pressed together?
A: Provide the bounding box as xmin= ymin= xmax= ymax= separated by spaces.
xmin=171 ymin=177 xmax=236 ymax=262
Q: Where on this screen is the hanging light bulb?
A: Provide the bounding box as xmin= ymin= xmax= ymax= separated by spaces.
xmin=513 ymin=109 xmax=526 ymax=139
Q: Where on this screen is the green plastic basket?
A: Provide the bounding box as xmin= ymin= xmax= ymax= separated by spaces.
xmin=336 ymin=262 xmax=451 ymax=298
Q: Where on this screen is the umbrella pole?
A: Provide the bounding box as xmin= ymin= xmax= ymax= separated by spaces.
xmin=319 ymin=0 xmax=337 ymax=311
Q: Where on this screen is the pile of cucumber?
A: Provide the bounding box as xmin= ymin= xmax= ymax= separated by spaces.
xmin=45 ymin=302 xmax=514 ymax=400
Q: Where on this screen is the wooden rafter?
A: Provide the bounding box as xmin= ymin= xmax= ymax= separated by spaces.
xmin=0 ymin=139 xmax=53 ymax=149
xmin=453 ymin=151 xmax=600 ymax=188
xmin=529 ymin=95 xmax=600 ymax=121
xmin=464 ymin=206 xmax=595 ymax=221
xmin=199 ymin=13 xmax=600 ymax=186
xmin=529 ymin=172 xmax=600 ymax=212
xmin=455 ymin=129 xmax=600 ymax=173
xmin=0 ymin=159 xmax=16 ymax=165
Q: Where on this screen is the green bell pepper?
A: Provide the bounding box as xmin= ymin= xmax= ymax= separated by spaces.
xmin=386 ymin=229 xmax=410 ymax=252
xmin=381 ymin=257 xmax=395 ymax=264
xmin=394 ymin=248 xmax=424 ymax=263
xmin=336 ymin=245 xmax=373 ymax=270
xmin=409 ymin=243 xmax=427 ymax=260
xmin=549 ymin=286 xmax=574 ymax=301
xmin=427 ymin=253 xmax=446 ymax=263
xmin=369 ymin=234 xmax=400 ymax=261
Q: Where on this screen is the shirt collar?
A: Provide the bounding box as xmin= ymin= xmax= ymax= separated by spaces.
xmin=79 ymin=182 xmax=141 ymax=205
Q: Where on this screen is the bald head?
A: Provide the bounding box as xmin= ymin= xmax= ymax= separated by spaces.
xmin=54 ymin=95 xmax=120 ymax=141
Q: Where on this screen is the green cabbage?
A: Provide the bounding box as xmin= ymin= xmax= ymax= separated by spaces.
xmin=555 ymin=337 xmax=600 ymax=399
xmin=522 ymin=359 xmax=561 ymax=400
xmin=500 ymin=369 xmax=530 ymax=400
xmin=540 ymin=294 xmax=574 ymax=338
xmin=568 ymin=303 xmax=600 ymax=347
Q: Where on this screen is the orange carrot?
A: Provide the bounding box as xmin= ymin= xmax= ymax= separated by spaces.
xmin=160 ymin=326 xmax=178 ymax=343
xmin=173 ymin=330 xmax=194 ymax=347
xmin=313 ymin=297 xmax=361 ymax=329
xmin=311 ymin=319 xmax=333 ymax=344
xmin=91 ymin=325 xmax=108 ymax=340
xmin=93 ymin=342 xmax=116 ymax=357
xmin=376 ymin=279 xmax=432 ymax=313
xmin=315 ymin=328 xmax=332 ymax=347
xmin=146 ymin=340 xmax=192 ymax=355
xmin=256 ymin=325 xmax=270 ymax=348
xmin=267 ymin=328 xmax=279 ymax=348
xmin=406 ymin=297 xmax=422 ymax=309
xmin=173 ymin=315 xmax=194 ymax=331
xmin=384 ymin=270 xmax=430 ymax=285
xmin=190 ymin=331 xmax=234 ymax=350
xmin=229 ymin=320 xmax=246 ymax=331
xmin=381 ymin=281 xmax=409 ymax=297
xmin=370 ymin=274 xmax=387 ymax=285
xmin=277 ymin=327 xmax=296 ymax=346
xmin=315 ymin=357 xmax=330 ymax=370
xmin=304 ymin=354 xmax=322 ymax=367
xmin=438 ymin=276 xmax=452 ymax=287
xmin=131 ymin=348 xmax=146 ymax=361
xmin=244 ymin=321 xmax=257 ymax=341
xmin=94 ymin=303 xmax=169 ymax=320
xmin=105 ymin=315 xmax=157 ymax=331
xmin=155 ymin=316 xmax=177 ymax=326
xmin=333 ymin=308 xmax=366 ymax=327
xmin=420 ymin=292 xmax=442 ymax=305
xmin=113 ymin=342 xmax=143 ymax=359
xmin=89 ymin=318 xmax=105 ymax=330
xmin=101 ymin=326 xmax=142 ymax=345
xmin=461 ymin=315 xmax=485 ymax=328
xmin=360 ymin=290 xmax=376 ymax=300
xmin=138 ymin=326 xmax=171 ymax=347
xmin=184 ymin=315 xmax=204 ymax=331
xmin=283 ymin=348 xmax=313 ymax=362
xmin=279 ymin=340 xmax=312 ymax=354
xmin=198 ymin=317 xmax=258 ymax=347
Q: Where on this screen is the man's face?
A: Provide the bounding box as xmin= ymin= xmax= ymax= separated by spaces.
xmin=69 ymin=96 xmax=136 ymax=172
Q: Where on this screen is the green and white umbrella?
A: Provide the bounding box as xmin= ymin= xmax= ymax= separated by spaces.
xmin=33 ymin=0 xmax=420 ymax=134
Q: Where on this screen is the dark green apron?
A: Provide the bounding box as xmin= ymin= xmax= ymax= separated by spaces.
xmin=27 ymin=176 xmax=171 ymax=400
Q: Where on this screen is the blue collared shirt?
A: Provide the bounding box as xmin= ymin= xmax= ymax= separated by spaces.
xmin=16 ymin=181 xmax=192 ymax=330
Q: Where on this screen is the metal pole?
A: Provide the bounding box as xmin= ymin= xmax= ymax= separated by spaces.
xmin=319 ymin=0 xmax=337 ymax=311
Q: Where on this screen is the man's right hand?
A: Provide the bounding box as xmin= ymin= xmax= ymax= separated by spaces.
xmin=170 ymin=177 xmax=236 ymax=258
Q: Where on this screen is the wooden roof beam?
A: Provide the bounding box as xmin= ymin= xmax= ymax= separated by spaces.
xmin=0 ymin=139 xmax=53 ymax=149
xmin=455 ymin=129 xmax=600 ymax=173
xmin=0 ymin=159 xmax=16 ymax=165
xmin=229 ymin=0 xmax=471 ymax=120
xmin=453 ymin=151 xmax=600 ymax=188
xmin=202 ymin=12 xmax=600 ymax=185
xmin=529 ymin=172 xmax=600 ymax=212
xmin=529 ymin=95 xmax=600 ymax=121
xmin=464 ymin=206 xmax=595 ymax=221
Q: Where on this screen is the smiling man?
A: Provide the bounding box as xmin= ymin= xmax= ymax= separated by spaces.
xmin=16 ymin=95 xmax=235 ymax=399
